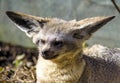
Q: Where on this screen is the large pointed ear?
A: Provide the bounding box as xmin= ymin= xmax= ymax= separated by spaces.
xmin=6 ymin=11 xmax=50 ymax=38
xmin=72 ymin=16 xmax=115 ymax=40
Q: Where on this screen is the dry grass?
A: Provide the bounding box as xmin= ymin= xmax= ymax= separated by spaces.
xmin=0 ymin=41 xmax=38 ymax=83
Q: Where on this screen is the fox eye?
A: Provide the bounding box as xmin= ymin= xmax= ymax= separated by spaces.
xmin=40 ymin=39 xmax=46 ymax=44
xmin=53 ymin=41 xmax=64 ymax=48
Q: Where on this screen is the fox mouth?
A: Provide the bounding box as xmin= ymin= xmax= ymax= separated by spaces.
xmin=41 ymin=54 xmax=59 ymax=60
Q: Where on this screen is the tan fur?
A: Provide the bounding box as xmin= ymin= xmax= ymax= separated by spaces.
xmin=6 ymin=11 xmax=120 ymax=83
xmin=36 ymin=49 xmax=86 ymax=83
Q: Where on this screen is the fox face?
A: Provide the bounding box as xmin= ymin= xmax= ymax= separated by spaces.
xmin=6 ymin=11 xmax=115 ymax=61
xmin=32 ymin=22 xmax=81 ymax=60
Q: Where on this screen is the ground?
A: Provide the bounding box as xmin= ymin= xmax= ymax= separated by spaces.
xmin=0 ymin=41 xmax=38 ymax=83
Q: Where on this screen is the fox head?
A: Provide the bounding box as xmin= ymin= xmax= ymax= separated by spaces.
xmin=6 ymin=11 xmax=115 ymax=61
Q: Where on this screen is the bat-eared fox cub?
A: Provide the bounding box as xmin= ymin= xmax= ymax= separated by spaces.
xmin=6 ymin=11 xmax=120 ymax=83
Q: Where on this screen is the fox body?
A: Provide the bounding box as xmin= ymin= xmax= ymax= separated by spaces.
xmin=6 ymin=11 xmax=120 ymax=83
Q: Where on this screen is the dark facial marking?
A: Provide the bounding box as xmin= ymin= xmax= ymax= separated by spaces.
xmin=40 ymin=39 xmax=46 ymax=45
xmin=42 ymin=50 xmax=59 ymax=59
xmin=52 ymin=41 xmax=64 ymax=48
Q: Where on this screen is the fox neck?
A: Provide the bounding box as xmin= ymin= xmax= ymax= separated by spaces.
xmin=36 ymin=47 xmax=86 ymax=82
xmin=52 ymin=42 xmax=87 ymax=64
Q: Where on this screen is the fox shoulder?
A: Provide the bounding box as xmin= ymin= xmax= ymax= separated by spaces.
xmin=83 ymin=45 xmax=120 ymax=63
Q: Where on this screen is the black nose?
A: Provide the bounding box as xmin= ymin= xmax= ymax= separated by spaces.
xmin=41 ymin=50 xmax=57 ymax=59
xmin=42 ymin=50 xmax=50 ymax=57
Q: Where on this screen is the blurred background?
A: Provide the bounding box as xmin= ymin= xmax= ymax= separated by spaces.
xmin=0 ymin=0 xmax=120 ymax=48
